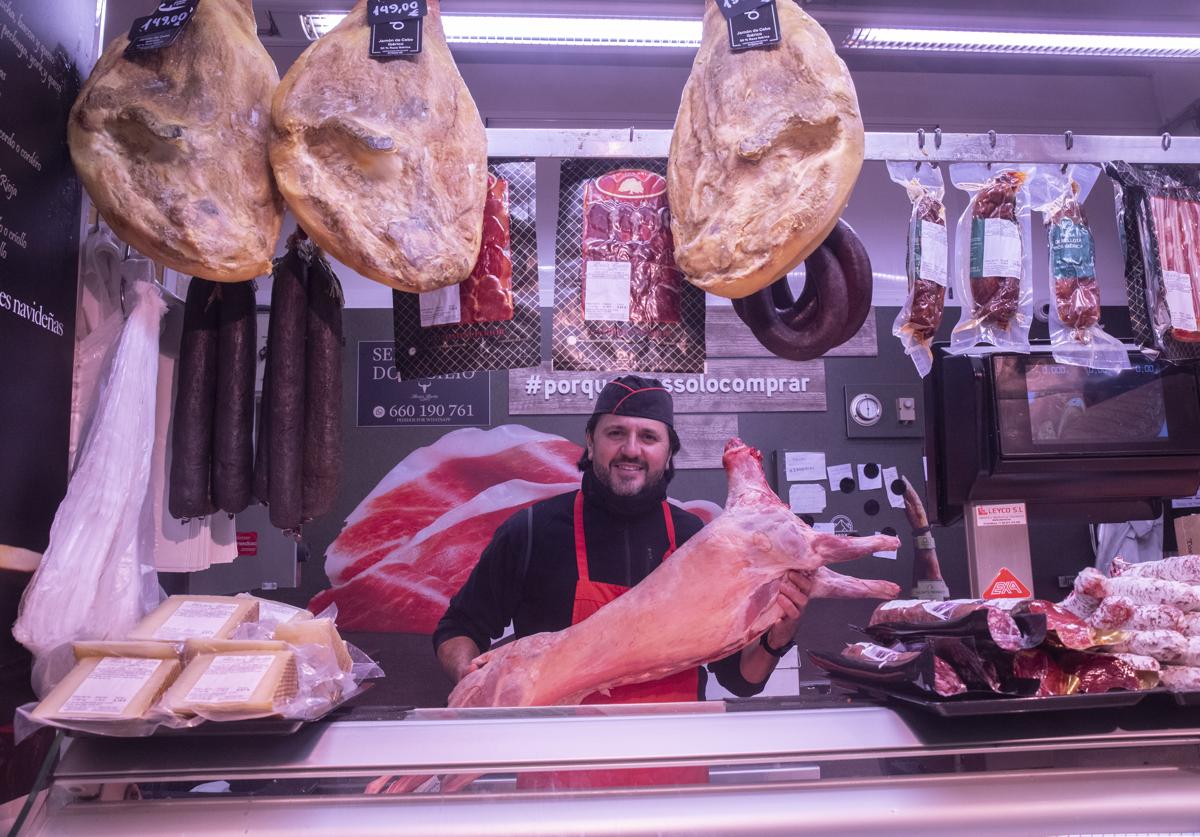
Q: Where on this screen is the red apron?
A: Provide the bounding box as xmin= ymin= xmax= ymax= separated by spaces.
xmin=517 ymin=492 xmax=708 ymax=790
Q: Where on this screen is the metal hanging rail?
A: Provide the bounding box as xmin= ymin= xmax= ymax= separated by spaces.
xmin=485 ymin=128 xmax=1200 ymax=164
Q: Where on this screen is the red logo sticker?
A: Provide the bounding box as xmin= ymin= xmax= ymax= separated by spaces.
xmin=236 ymin=532 xmax=258 ymax=558
xmin=983 ymin=567 xmax=1032 ymax=599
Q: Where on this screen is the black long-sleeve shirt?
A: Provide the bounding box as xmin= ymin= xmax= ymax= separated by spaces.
xmin=433 ymin=486 xmax=767 ymax=699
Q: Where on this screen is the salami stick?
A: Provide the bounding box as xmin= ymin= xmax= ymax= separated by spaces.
xmin=212 ymin=280 xmax=257 ymax=515
xmin=169 ymin=278 xmax=221 ymax=520
xmin=267 ymin=232 xmax=310 ymax=533
xmin=302 ymin=252 xmax=344 ymax=521
xmin=252 ymin=348 xmax=271 ymax=507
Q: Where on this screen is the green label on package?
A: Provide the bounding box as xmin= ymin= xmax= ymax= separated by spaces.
xmin=1050 ymin=218 xmax=1096 ymax=280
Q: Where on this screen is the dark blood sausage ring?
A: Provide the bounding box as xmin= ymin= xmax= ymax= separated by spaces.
xmin=733 ymin=220 xmax=874 ymax=360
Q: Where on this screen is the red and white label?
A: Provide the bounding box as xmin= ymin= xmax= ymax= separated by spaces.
xmin=237 ymin=532 xmax=258 ymax=557
xmin=974 ymin=502 xmax=1027 ymax=527
xmin=983 ymin=568 xmax=1032 ymax=599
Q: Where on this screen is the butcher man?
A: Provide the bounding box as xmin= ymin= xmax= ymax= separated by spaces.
xmin=434 ymin=375 xmax=808 ymax=709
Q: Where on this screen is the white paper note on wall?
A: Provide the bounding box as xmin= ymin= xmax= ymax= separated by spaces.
xmin=882 ymin=466 xmax=905 ymax=509
xmin=827 ymin=463 xmax=853 ymax=488
xmin=873 ymin=533 xmax=899 ymax=560
xmin=785 ymin=451 xmax=827 ymax=482
xmin=789 ymin=484 xmax=827 ymax=514
xmin=857 ymin=464 xmax=883 ymax=491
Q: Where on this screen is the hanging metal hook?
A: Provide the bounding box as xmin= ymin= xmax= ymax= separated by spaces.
xmin=916 ymin=127 xmax=926 ymax=151
xmin=987 ymin=129 xmax=997 ymax=149
xmin=1163 ymin=132 xmax=1173 ymax=151
xmin=934 ymin=127 xmax=943 ymax=150
xmin=1064 ymin=130 xmax=1074 ymax=151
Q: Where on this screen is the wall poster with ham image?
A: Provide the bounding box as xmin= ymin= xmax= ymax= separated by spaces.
xmin=552 ymin=159 xmax=706 ymax=373
xmin=392 ymin=160 xmax=541 ymax=379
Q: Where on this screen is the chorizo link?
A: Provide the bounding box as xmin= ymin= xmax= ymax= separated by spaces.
xmin=212 ymin=280 xmax=257 ymax=515
xmin=302 ymin=252 xmax=344 ymax=521
xmin=267 ymin=232 xmax=310 ymax=532
xmin=169 ymin=278 xmax=221 ymax=520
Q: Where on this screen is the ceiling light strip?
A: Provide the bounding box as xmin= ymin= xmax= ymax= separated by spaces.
xmin=844 ymin=27 xmax=1200 ymax=59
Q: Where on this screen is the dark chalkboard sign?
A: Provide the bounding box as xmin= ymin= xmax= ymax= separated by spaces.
xmin=0 ymin=0 xmax=95 ymax=554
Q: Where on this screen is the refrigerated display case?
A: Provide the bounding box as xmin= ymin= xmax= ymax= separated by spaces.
xmin=25 ymin=691 xmax=1200 ymax=835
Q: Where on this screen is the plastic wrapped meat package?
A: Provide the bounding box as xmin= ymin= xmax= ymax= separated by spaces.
xmin=887 ymin=161 xmax=948 ymax=377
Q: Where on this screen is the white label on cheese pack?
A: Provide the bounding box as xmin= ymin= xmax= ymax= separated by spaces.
xmin=583 ymin=261 xmax=632 ymax=321
xmin=60 ymin=658 xmax=161 ymax=716
xmin=153 ymin=602 xmax=240 ymax=641
xmin=184 ymin=655 xmax=275 ymax=705
xmin=788 ymin=484 xmax=827 ymax=514
xmin=785 ymin=451 xmax=826 ymax=482
xmin=982 ymin=218 xmax=1023 ymax=279
xmin=974 ymin=502 xmax=1027 ymax=527
xmin=1163 ymin=270 xmax=1199 ymax=333
xmin=256 ymin=600 xmax=303 ymax=624
xmin=918 ymin=221 xmax=949 ymax=286
xmin=418 ymin=284 xmax=462 ymax=327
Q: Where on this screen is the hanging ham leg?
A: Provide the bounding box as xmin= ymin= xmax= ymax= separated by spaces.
xmin=451 ymin=439 xmax=899 ymax=709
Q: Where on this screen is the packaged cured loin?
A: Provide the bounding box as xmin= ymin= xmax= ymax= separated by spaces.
xmin=810 ymin=641 xmax=966 ymax=697
xmin=949 ymin=165 xmax=1035 ymax=354
xmin=552 ymin=162 xmax=705 ymax=372
xmin=1017 ymin=599 xmax=1107 ymax=651
xmin=1029 ymin=165 xmax=1130 ymax=372
xmin=1014 ymin=648 xmax=1154 ymax=696
xmin=392 ymin=161 xmax=541 ymax=379
xmin=887 ymin=162 xmax=948 ymax=377
xmin=865 ymin=599 xmax=1046 ymax=652
xmin=1105 ymin=162 xmax=1200 ymax=361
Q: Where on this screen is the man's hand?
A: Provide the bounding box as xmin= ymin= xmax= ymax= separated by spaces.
xmin=765 ymin=569 xmax=812 ymax=650
xmin=436 ymin=636 xmax=482 ymax=684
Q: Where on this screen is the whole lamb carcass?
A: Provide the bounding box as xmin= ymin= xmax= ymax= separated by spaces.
xmin=451 ymin=439 xmax=899 ymax=709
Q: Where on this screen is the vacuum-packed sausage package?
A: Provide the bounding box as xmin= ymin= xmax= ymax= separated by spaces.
xmin=552 ymin=160 xmax=706 ymax=372
xmin=1028 ymin=164 xmax=1129 ymax=372
xmin=948 ymin=164 xmax=1035 ymax=354
xmin=1105 ymin=162 xmax=1200 ymax=361
xmin=887 ymin=161 xmax=948 ymax=377
xmin=393 ymin=160 xmax=542 ymax=379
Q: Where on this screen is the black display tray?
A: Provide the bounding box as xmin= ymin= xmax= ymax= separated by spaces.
xmin=829 ymin=676 xmax=1152 ymax=717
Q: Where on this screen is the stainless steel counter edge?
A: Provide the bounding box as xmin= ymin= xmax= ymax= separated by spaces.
xmin=33 ymin=766 xmax=1200 ymax=837
xmin=52 ymin=703 xmax=1200 ymax=783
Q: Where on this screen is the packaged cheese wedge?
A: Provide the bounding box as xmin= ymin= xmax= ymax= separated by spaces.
xmin=129 ymin=595 xmax=259 ymax=642
xmin=163 ymin=651 xmax=298 ymax=719
xmin=249 ymin=597 xmax=313 ymax=625
xmin=73 ymin=641 xmax=179 ymax=661
xmin=182 ymin=639 xmax=288 ymax=664
xmin=273 ymin=618 xmax=352 ymax=672
xmin=33 ymin=656 xmax=180 ymax=722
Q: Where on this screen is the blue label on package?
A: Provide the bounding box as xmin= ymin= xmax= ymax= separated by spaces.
xmin=357 ymin=342 xmax=490 ymax=427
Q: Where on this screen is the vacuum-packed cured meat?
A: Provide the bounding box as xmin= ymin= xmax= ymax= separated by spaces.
xmin=668 ymin=0 xmax=864 ymax=299
xmin=1029 ymin=165 xmax=1129 ymax=371
xmin=949 ymin=165 xmax=1034 ymax=353
xmin=69 ymin=0 xmax=282 ymax=281
xmin=866 ymin=599 xmax=1045 ymax=652
xmin=888 ymin=162 xmax=948 ymax=377
xmin=270 ymin=0 xmax=487 ymax=293
xmin=460 ymin=175 xmax=515 ymax=325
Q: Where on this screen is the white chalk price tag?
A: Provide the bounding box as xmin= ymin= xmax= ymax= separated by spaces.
xmin=882 ymin=466 xmax=905 ymax=509
xmin=583 ymin=261 xmax=632 ymax=322
xmin=785 ymin=451 xmax=827 ymax=483
xmin=418 ymin=285 xmax=462 ymax=327
xmin=788 ymin=484 xmax=826 ymax=514
xmin=857 ymin=463 xmax=883 ymax=491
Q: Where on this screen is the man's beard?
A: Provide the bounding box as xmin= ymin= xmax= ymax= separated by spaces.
xmin=586 ymin=458 xmax=672 ymax=515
